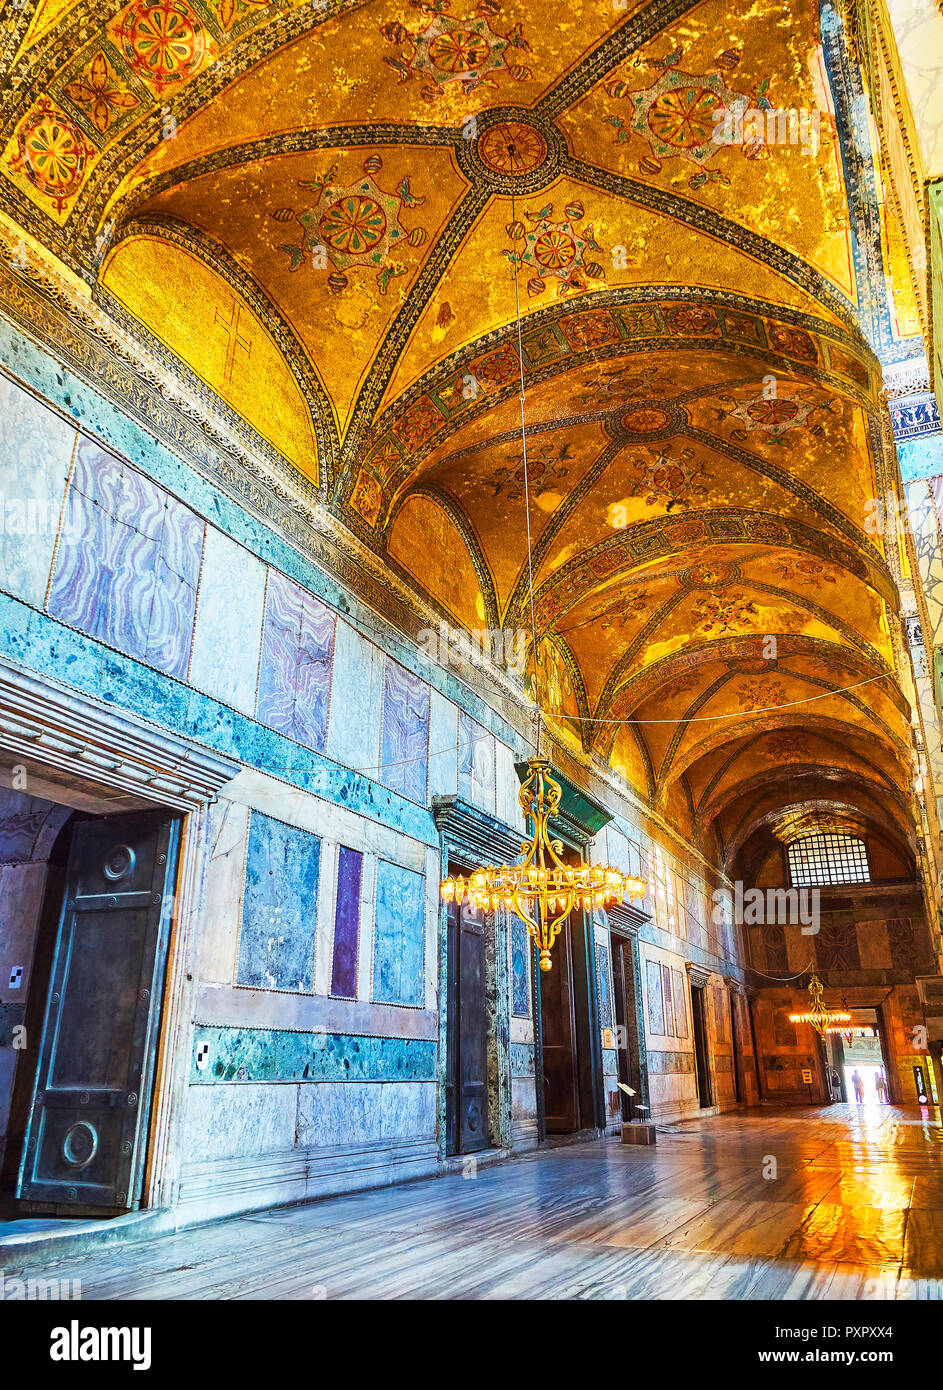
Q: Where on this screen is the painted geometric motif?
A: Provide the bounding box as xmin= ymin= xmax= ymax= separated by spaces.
xmin=886 ymin=918 xmax=918 ymax=972
xmin=814 ymin=923 xmax=860 ymax=973
xmin=49 ymin=436 xmax=204 ymax=679
xmin=237 ymin=812 xmax=321 ymax=992
xmin=627 ymin=445 xmax=708 ymax=508
xmin=511 ymin=915 xmax=531 ymax=1017
xmin=256 ymin=571 xmax=335 ymax=752
xmin=9 ymin=100 xmax=95 ymax=215
xmin=692 ymin=590 xmax=760 ymax=634
xmin=373 ymin=860 xmax=425 ymax=1007
xmin=381 ymin=659 xmax=430 ymax=803
xmin=607 ymin=50 xmax=770 ymax=189
xmin=273 ymin=156 xmax=426 ymax=294
xmin=505 ymin=201 xmax=605 ymax=297
xmin=62 ymin=50 xmax=140 ymax=137
xmin=712 ymin=384 xmax=836 ymax=444
xmin=381 ymin=6 xmax=532 ymax=96
xmin=112 ymin=0 xmax=213 ymax=97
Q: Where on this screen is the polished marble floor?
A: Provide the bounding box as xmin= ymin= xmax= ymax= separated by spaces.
xmin=6 ymin=1103 xmax=943 ymax=1299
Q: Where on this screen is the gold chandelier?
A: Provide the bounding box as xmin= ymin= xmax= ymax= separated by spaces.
xmin=788 ymin=973 xmax=851 ymax=1040
xmin=440 ymin=149 xmax=646 ymax=971
xmin=441 ymin=757 xmax=645 ymax=971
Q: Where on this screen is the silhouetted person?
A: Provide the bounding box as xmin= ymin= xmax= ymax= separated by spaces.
xmin=851 ymin=1069 xmax=865 ymax=1103
xmin=829 ymin=1067 xmax=842 ymax=1102
xmin=875 ymin=1069 xmax=887 ymax=1104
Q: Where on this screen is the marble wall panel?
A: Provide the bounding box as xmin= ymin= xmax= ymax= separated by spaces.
xmin=372 ymin=859 xmax=425 ymax=1007
xmin=295 ymin=1080 xmax=435 ymax=1147
xmin=256 ymin=570 xmax=335 ymax=751
xmin=181 ymin=1082 xmax=297 ymax=1162
xmin=190 ymin=1026 xmax=437 ymax=1083
xmin=510 ymin=915 xmax=531 ymax=1018
xmin=326 ymin=622 xmax=384 ymax=774
xmin=458 ymin=708 xmax=495 ymax=811
xmin=0 ymin=373 xmax=76 ymax=609
xmin=330 ymin=845 xmax=363 ymax=999
xmin=199 ymin=799 xmax=250 ymax=986
xmin=428 ymin=689 xmax=458 ymax=798
xmin=49 ymin=436 xmax=203 ymax=678
xmin=380 ymin=659 xmax=430 ymax=804
xmin=237 ymin=812 xmax=321 ymax=992
xmin=189 ymin=526 xmax=267 ymax=713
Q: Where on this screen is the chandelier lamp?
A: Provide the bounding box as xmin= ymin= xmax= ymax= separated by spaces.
xmin=441 ymin=757 xmax=646 ymax=972
xmin=439 ymin=142 xmax=646 ymax=971
xmin=788 ymin=973 xmax=851 ymax=1040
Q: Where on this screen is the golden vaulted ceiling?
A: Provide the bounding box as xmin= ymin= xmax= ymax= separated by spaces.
xmin=0 ymin=0 xmax=926 ymax=868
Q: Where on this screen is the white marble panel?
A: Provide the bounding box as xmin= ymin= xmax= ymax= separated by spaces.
xmin=189 ymin=527 xmax=267 ymax=714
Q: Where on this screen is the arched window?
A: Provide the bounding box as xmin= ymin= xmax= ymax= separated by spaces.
xmin=786 ymin=832 xmax=870 ymax=887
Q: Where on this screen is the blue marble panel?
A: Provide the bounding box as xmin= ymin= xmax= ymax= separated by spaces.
xmin=48 ymin=436 xmax=203 ymax=678
xmin=596 ymin=940 xmax=613 ymax=1030
xmin=898 ymin=436 xmax=943 ymax=482
xmin=256 ymin=569 xmax=335 ymax=751
xmin=458 ymin=708 xmax=494 ymax=808
xmin=373 ymin=859 xmax=425 ymax=1007
xmin=237 ymin=812 xmax=321 ymax=992
xmin=326 ymin=621 xmax=383 ymax=773
xmin=511 ymin=915 xmax=531 ymax=1018
xmin=381 ymin=659 xmax=429 ymax=803
xmin=190 ymin=1024 xmax=437 ymax=1083
xmin=602 ymin=1047 xmax=619 ymax=1075
xmin=0 ymin=373 xmax=76 ymax=609
xmin=189 ymin=526 xmax=267 ymax=713
xmin=509 ymin=1042 xmax=535 ymax=1077
xmin=646 ymin=958 xmax=665 ymax=1036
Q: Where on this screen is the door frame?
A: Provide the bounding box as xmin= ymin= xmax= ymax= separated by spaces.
xmin=609 ymin=918 xmax=650 ymax=1123
xmin=432 ymin=797 xmax=521 ymax=1160
xmin=0 ymin=663 xmax=238 ymax=1212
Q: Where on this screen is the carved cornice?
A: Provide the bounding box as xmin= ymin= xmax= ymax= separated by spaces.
xmin=0 ymin=661 xmax=239 ymax=809
xmin=432 ymin=796 xmax=523 ymax=870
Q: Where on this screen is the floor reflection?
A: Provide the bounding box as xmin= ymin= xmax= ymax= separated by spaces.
xmin=5 ymin=1103 xmax=943 ymax=1299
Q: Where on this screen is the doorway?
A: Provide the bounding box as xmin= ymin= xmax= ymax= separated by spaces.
xmin=611 ymin=935 xmax=644 ymax=1122
xmin=444 ymin=893 xmax=489 ymax=1156
xmin=1 ymin=797 xmax=182 ymax=1216
xmin=690 ymin=985 xmax=713 ymax=1108
xmin=540 ymin=918 xmax=581 ymax=1132
xmin=728 ymin=990 xmax=743 ymax=1103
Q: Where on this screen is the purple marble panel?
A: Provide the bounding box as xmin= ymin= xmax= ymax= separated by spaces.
xmin=256 ymin=571 xmax=335 ymax=750
xmin=331 ymin=845 xmax=363 ymax=999
xmin=381 ymin=660 xmax=429 ymax=803
xmin=48 ymin=437 xmax=203 ymax=678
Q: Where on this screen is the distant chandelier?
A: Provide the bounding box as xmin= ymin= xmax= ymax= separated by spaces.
xmin=439 ymin=147 xmax=646 ymax=970
xmin=442 ymin=757 xmax=645 ymax=971
xmin=789 ymin=973 xmax=851 ymax=1040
